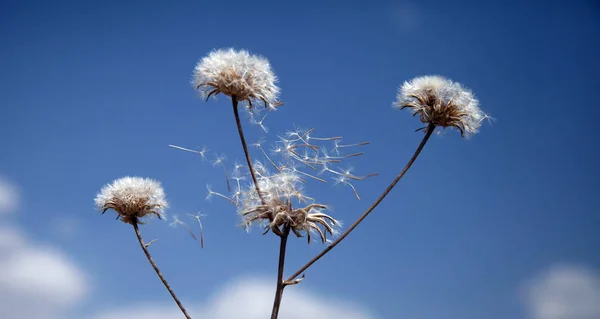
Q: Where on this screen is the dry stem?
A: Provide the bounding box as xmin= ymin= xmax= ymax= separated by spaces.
xmin=270 ymin=225 xmax=291 ymax=319
xmin=132 ymin=219 xmax=192 ymax=319
xmin=232 ymin=96 xmax=268 ymax=207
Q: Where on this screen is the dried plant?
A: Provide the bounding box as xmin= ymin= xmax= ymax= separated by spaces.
xmin=94 ymin=177 xmax=191 ymax=319
xmin=95 ymin=47 xmax=491 ymax=319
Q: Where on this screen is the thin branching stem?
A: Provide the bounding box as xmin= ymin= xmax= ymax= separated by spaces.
xmin=132 ymin=219 xmax=192 ymax=319
xmin=271 ymin=225 xmax=291 ymax=319
xmin=232 ymin=96 xmax=267 ymax=206
xmin=285 ymin=123 xmax=436 ymax=283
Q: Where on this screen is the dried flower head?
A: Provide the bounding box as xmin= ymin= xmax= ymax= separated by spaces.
xmin=394 ymin=75 xmax=489 ymax=137
xmin=193 ymin=48 xmax=281 ymax=109
xmin=239 ymin=168 xmax=340 ymax=243
xmin=95 ymin=176 xmax=168 ymax=224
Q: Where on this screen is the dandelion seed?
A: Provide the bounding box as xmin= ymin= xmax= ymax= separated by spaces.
xmin=212 ymin=154 xmax=231 ymax=191
xmin=393 ymin=75 xmax=491 ymax=138
xmin=254 ymin=137 xmax=281 ymax=172
xmin=193 ymin=48 xmax=282 ymax=109
xmin=95 ymin=176 xmax=168 ymax=224
xmin=188 ymin=213 xmax=206 ymax=248
xmin=252 ymin=160 xmax=268 ymax=178
xmin=205 ymin=184 xmax=214 ymax=201
xmin=332 ymin=140 xmax=370 ymax=155
xmin=321 ymin=147 xmax=363 ymax=162
xmin=169 ymin=145 xmax=209 ymax=161
xmin=169 ymin=215 xmax=183 ymax=228
xmin=212 ymin=154 xmax=225 ymax=167
xmin=206 ymin=184 xmax=237 ymax=206
xmin=170 ymin=215 xmax=198 ymax=241
xmin=250 ymin=110 xmax=271 ymax=132
xmin=305 ymin=131 xmax=342 ymax=142
xmin=291 ymin=166 xmax=327 ymax=183
xmin=271 ymin=145 xmax=283 ymax=156
xmin=234 ymin=161 xmax=245 ymax=171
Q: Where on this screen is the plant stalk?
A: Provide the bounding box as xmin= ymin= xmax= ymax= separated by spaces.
xmin=132 ymin=220 xmax=192 ymax=319
xmin=232 ymin=96 xmax=267 ymax=206
xmin=270 ymin=225 xmax=291 ymax=319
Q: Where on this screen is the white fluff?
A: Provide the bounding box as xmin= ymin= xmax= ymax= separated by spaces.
xmin=193 ymin=48 xmax=280 ymax=108
xmin=95 ymin=176 xmax=168 ymax=222
xmin=394 ymin=75 xmax=489 ymax=137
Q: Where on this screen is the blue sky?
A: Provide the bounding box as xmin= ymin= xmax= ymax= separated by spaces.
xmin=1 ymin=0 xmax=599 ymax=318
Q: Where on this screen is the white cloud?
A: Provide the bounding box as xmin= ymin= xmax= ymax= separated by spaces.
xmin=0 ymin=225 xmax=88 ymax=319
xmin=524 ymin=264 xmax=600 ymax=319
xmin=0 ymin=226 xmax=26 ymax=250
xmin=0 ymin=177 xmax=19 ymax=214
xmin=92 ymin=277 xmax=375 ymax=319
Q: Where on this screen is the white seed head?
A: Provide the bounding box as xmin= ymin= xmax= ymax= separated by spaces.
xmin=95 ymin=176 xmax=168 ymax=224
xmin=193 ymin=48 xmax=281 ymax=108
xmin=394 ymin=75 xmax=489 ymax=138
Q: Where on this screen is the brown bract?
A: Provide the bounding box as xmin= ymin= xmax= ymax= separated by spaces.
xmin=198 ymin=69 xmax=283 ymax=109
xmin=95 ymin=176 xmax=167 ymax=225
xmin=100 ymin=197 xmax=164 ymax=224
xmin=243 ymin=200 xmax=337 ymax=243
xmin=400 ymin=89 xmax=471 ymax=136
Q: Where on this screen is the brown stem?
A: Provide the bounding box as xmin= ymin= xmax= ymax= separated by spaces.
xmin=132 ymin=220 xmax=192 ymax=319
xmin=285 ymin=123 xmax=436 ymax=283
xmin=232 ymin=96 xmax=267 ymax=206
xmin=271 ymin=225 xmax=291 ymax=319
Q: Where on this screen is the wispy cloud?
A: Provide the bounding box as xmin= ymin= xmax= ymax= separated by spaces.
xmin=0 ymin=225 xmax=88 ymax=319
xmin=0 ymin=177 xmax=19 ymax=215
xmin=92 ymin=277 xmax=376 ymax=319
xmin=523 ymin=264 xmax=600 ymax=319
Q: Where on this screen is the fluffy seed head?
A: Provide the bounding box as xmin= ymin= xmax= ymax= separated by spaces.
xmin=193 ymin=48 xmax=281 ymax=108
xmin=95 ymin=176 xmax=168 ymax=224
xmin=394 ymin=75 xmax=488 ymax=138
